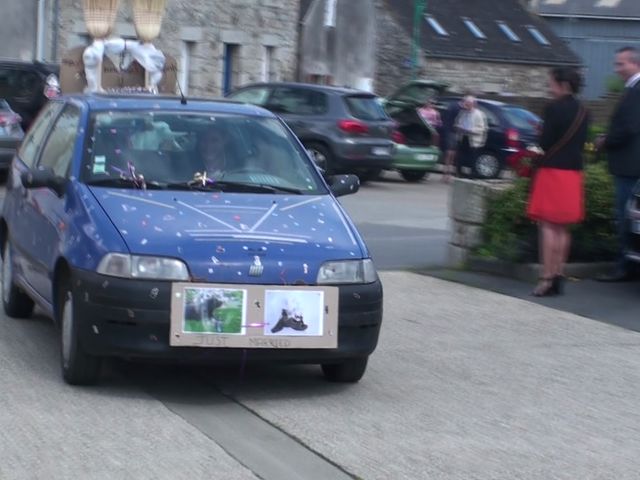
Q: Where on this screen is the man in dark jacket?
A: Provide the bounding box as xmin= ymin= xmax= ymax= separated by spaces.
xmin=597 ymin=46 xmax=640 ymax=281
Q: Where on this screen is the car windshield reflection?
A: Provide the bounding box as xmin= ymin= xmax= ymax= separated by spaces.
xmin=82 ymin=112 xmax=324 ymax=194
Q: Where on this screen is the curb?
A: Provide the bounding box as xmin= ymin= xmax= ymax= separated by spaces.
xmin=466 ymin=256 xmax=615 ymax=283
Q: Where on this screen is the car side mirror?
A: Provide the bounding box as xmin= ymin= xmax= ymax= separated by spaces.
xmin=21 ymin=168 xmax=66 ymax=197
xmin=328 ymin=174 xmax=360 ymax=197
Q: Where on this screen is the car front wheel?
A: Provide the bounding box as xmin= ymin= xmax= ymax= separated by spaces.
xmin=321 ymin=356 xmax=368 ymax=383
xmin=1 ymin=240 xmax=34 ymax=318
xmin=59 ymin=278 xmax=102 ymax=385
xmin=399 ymin=170 xmax=428 ymax=182
xmin=473 ymin=151 xmax=502 ymax=179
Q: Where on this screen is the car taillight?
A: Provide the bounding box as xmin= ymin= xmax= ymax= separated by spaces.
xmin=506 ymin=128 xmax=520 ymax=147
xmin=338 ymin=119 xmax=369 ymax=135
xmin=392 ymin=130 xmax=406 ymax=144
xmin=0 ymin=114 xmax=18 ymax=126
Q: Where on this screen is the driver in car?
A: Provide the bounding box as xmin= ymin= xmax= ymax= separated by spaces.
xmin=197 ymin=124 xmax=230 ymax=178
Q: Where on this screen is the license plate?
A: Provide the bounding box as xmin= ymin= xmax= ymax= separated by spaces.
xmin=416 ymin=154 xmax=435 ymax=161
xmin=170 ymin=283 xmax=339 ymax=349
xmin=372 ymin=147 xmax=390 ymax=156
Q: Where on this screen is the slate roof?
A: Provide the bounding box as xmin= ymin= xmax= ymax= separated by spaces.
xmin=534 ymin=0 xmax=640 ymax=19
xmin=385 ymin=0 xmax=580 ymax=66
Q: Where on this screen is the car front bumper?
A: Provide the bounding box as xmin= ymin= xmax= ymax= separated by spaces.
xmin=72 ymin=268 xmax=383 ymax=364
xmin=392 ymin=144 xmax=440 ymax=171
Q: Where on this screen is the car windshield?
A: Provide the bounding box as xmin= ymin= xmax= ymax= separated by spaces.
xmin=502 ymin=107 xmax=541 ymax=132
xmin=82 ymin=111 xmax=325 ymax=194
xmin=344 ymin=95 xmax=388 ymax=121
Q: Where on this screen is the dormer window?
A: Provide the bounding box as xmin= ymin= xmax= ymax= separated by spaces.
xmin=497 ymin=21 xmax=521 ymax=42
xmin=462 ymin=18 xmax=486 ymax=40
xmin=425 ymin=15 xmax=448 ymax=36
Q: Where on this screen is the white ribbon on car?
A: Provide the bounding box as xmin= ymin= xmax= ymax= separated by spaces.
xmin=82 ymin=38 xmax=166 ymax=93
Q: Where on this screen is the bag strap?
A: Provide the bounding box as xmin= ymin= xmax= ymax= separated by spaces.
xmin=543 ymin=104 xmax=587 ymax=161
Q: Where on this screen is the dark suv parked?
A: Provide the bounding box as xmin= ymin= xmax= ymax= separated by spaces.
xmin=438 ymin=97 xmax=541 ymax=178
xmin=227 ymin=82 xmax=396 ymax=180
xmin=0 ymin=60 xmax=59 ymax=130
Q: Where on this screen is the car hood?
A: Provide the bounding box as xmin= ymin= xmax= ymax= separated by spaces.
xmin=89 ymin=188 xmax=366 ymax=284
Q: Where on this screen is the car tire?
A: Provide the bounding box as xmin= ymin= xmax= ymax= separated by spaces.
xmin=473 ymin=151 xmax=502 ymax=179
xmin=58 ymin=277 xmax=101 ymax=385
xmin=399 ymin=170 xmax=428 ymax=182
xmin=321 ymin=356 xmax=368 ymax=383
xmin=358 ymin=168 xmax=382 ymax=183
xmin=1 ymin=240 xmax=34 ymax=319
xmin=305 ymin=142 xmax=333 ymax=175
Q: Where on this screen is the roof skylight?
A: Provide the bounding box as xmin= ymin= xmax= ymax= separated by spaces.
xmin=462 ymin=18 xmax=486 ymax=39
xmin=527 ymin=26 xmax=550 ymax=45
xmin=497 ymin=21 xmax=521 ymax=42
xmin=425 ymin=15 xmax=448 ymax=36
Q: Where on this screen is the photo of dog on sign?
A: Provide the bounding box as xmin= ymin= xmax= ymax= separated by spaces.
xmin=183 ymin=287 xmax=246 ymax=335
xmin=264 ymin=290 xmax=324 ymax=336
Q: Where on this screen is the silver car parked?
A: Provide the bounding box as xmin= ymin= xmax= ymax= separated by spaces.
xmin=227 ymin=82 xmax=396 ymax=181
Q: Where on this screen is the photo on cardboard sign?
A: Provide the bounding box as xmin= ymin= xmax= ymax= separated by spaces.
xmin=264 ymin=290 xmax=324 ymax=337
xmin=183 ymin=287 xmax=247 ymax=335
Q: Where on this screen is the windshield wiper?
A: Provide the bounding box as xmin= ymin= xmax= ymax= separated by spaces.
xmin=214 ymin=181 xmax=303 ymax=195
xmin=165 ymin=180 xmax=303 ymax=195
xmin=86 ymin=177 xmax=164 ymax=190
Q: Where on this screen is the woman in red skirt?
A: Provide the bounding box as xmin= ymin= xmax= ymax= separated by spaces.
xmin=527 ymin=67 xmax=589 ymax=296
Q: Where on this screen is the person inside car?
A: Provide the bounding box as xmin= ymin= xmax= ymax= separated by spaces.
xmin=197 ymin=124 xmax=231 ymax=178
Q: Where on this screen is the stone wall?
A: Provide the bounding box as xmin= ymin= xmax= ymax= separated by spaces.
xmin=449 ymin=179 xmax=513 ymax=267
xmin=0 ymin=0 xmax=38 ymax=60
xmin=55 ymin=0 xmax=300 ymax=97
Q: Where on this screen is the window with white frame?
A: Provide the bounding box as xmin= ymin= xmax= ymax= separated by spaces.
xmin=462 ymin=18 xmax=486 ymax=39
xmin=497 ymin=21 xmax=521 ymax=42
xmin=262 ymin=46 xmax=275 ymax=82
xmin=425 ymin=16 xmax=448 ymax=36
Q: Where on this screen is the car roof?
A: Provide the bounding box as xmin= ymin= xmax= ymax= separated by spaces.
xmin=232 ymin=82 xmax=374 ymax=96
xmin=61 ymin=93 xmax=277 ymax=117
xmin=0 ymin=59 xmax=59 ymax=74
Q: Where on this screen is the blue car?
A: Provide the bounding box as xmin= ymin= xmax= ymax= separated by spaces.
xmin=1 ymin=94 xmax=383 ymax=385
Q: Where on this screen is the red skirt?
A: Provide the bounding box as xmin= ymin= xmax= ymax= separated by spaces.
xmin=527 ymin=167 xmax=584 ymax=224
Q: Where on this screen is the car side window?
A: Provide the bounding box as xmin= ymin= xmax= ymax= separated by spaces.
xmin=269 ymin=88 xmax=328 ymax=115
xmin=37 ymin=104 xmax=81 ymax=177
xmin=480 ymin=107 xmax=500 ymax=128
xmin=17 ymin=102 xmax=62 ymax=167
xmin=230 ymin=87 xmax=271 ymax=106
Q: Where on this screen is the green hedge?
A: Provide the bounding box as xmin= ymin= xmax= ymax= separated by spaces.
xmin=476 ymin=162 xmax=617 ymax=263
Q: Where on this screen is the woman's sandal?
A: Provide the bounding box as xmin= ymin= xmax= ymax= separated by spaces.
xmin=532 ymin=277 xmax=557 ymax=297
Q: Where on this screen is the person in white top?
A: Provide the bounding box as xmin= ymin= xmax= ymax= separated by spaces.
xmin=454 ymin=96 xmax=488 ymax=178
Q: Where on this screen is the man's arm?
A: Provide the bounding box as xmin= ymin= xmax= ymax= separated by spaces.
xmin=605 ymin=89 xmax=640 ymax=150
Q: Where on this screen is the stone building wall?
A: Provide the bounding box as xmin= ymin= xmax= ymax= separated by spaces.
xmin=55 ymin=0 xmax=300 ymax=97
xmin=374 ymin=1 xmax=552 ymax=98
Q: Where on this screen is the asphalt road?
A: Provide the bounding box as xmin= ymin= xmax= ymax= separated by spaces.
xmin=339 ymin=171 xmax=450 ymax=271
xmin=4 ymin=272 xmax=640 ymax=479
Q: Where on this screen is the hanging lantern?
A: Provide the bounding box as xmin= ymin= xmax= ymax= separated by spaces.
xmin=82 ymin=0 xmax=120 ymax=39
xmin=132 ymin=0 xmax=167 ymax=43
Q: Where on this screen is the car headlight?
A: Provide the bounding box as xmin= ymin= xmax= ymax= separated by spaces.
xmin=316 ymin=259 xmax=378 ymax=285
xmin=97 ymin=253 xmax=189 ymax=281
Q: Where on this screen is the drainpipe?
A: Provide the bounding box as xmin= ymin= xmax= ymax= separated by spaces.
xmin=412 ymin=0 xmax=426 ymax=79
xmin=36 ymin=0 xmax=46 ymax=60
xmin=52 ymin=0 xmax=60 ymax=62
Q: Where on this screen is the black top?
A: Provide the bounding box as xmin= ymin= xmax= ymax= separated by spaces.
xmin=539 ymin=95 xmax=589 ymax=171
xmin=605 ymin=81 xmax=640 ymax=178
